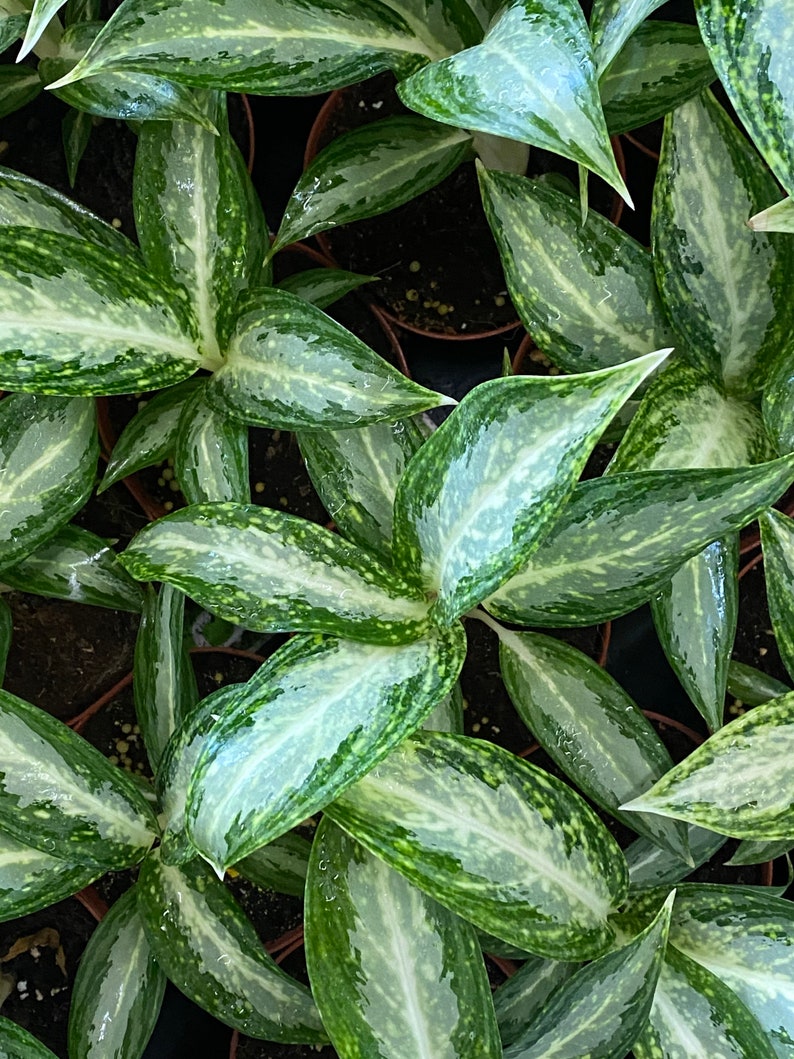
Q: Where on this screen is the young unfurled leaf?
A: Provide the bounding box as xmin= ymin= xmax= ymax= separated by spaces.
xmin=0 ymin=1016 xmax=61 ymax=1058
xmin=329 ymin=731 xmax=629 ymax=960
xmin=589 ymin=0 xmax=666 ymax=74
xmin=760 ymin=509 xmax=794 ymax=682
xmin=493 ymin=956 xmax=577 ymax=1049
xmin=121 ymin=502 xmax=431 ymax=645
xmin=306 ymin=819 xmax=501 ymax=1058
xmin=186 ymin=624 xmax=466 ymax=872
xmin=726 ymin=660 xmax=791 ymax=707
xmin=0 ymin=830 xmax=102 ymax=923
xmin=0 ymin=65 xmax=42 ymax=119
xmin=749 ymin=195 xmax=794 ymax=234
xmin=67 ymin=885 xmax=166 ymax=1059
xmin=234 ymin=832 xmax=312 ymax=899
xmin=174 ymin=384 xmax=250 ymax=505
xmin=276 ymin=267 xmax=376 ymax=309
xmin=392 ymin=351 xmax=667 ymax=624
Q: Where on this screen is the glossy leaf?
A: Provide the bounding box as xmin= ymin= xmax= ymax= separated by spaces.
xmin=120 ymin=502 xmax=431 ymax=646
xmin=0 ymin=687 xmax=157 ymax=869
xmin=18 ymin=0 xmax=63 ymax=57
xmin=727 ymin=836 xmax=794 ymax=868
xmin=61 ymin=106 xmax=92 ymax=187
xmin=276 ymin=267 xmax=375 ymax=309
xmin=68 ymin=884 xmax=166 ymax=1059
xmin=0 ymin=65 xmax=41 ymax=119
xmin=0 ymin=830 xmax=102 ymax=922
xmin=0 ymin=524 xmax=144 ymax=612
xmin=0 ymin=13 xmax=26 ymax=51
xmin=398 ymin=0 xmax=629 ymax=200
xmin=0 ymin=1017 xmax=60 ymax=1059
xmin=764 ymin=344 xmax=794 ymax=456
xmin=206 ymin=288 xmax=452 ymax=430
xmin=378 ymin=0 xmax=486 ymax=55
xmin=493 ymin=956 xmax=577 ymax=1049
xmin=652 ymin=89 xmax=794 ymax=395
xmin=273 ymin=115 xmax=471 ymax=253
xmin=761 ymin=509 xmax=794 ymax=682
xmin=0 ymin=394 xmax=97 ymax=572
xmin=422 ymin=680 xmax=464 ymax=734
xmin=726 ymin=660 xmax=790 ymax=707
xmin=329 ymin=731 xmax=629 ymax=960
xmin=0 ymin=596 xmax=10 ymax=685
xmin=392 ymin=351 xmax=666 ymax=623
xmin=187 ymin=624 xmax=466 ymax=872
xmin=137 ymin=850 xmax=326 ymax=1042
xmin=486 ymin=456 xmax=794 ymax=626
xmin=234 ymin=832 xmax=311 ymax=899
xmin=479 ymin=169 xmax=673 ymax=373
xmin=0 ymin=227 xmax=200 ymax=394
xmin=174 ymin=384 xmax=249 ymax=505
xmin=306 ymin=818 xmax=501 ymax=1058
xmin=589 ymin=0 xmax=666 ymax=74
xmin=499 ymin=628 xmax=691 ymax=860
xmin=626 ymin=827 xmax=727 ymax=891
xmin=622 ymin=690 xmax=794 ymax=839
xmin=749 ymin=196 xmax=794 ymax=235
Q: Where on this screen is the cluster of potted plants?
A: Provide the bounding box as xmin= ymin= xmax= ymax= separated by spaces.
xmin=0 ymin=0 xmax=793 ymax=1056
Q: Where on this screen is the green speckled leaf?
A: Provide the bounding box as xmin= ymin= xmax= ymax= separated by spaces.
xmin=379 ymin=0 xmax=486 ymax=55
xmin=727 ymin=836 xmax=794 ymax=867
xmin=622 ymin=691 xmax=794 ymax=839
xmin=750 ymin=196 xmax=794 ymax=234
xmin=0 ymin=394 xmax=97 ymax=572
xmin=393 ymin=352 xmax=666 ymax=623
xmin=479 ymin=169 xmax=673 ymax=373
xmin=298 ymin=417 xmax=424 ymax=563
xmin=18 ymin=0 xmax=63 ymax=57
xmin=0 ymin=227 xmax=200 ymax=394
xmin=61 ymin=106 xmax=92 ymax=187
xmin=0 ymin=13 xmax=27 ymax=51
xmin=493 ymin=956 xmax=577 ymax=1049
xmin=486 ymin=456 xmax=794 ymax=626
xmin=49 ymin=0 xmax=434 ymax=94
xmin=0 ymin=830 xmax=102 ymax=922
xmin=499 ymin=628 xmax=691 ymax=861
xmin=137 ymin=849 xmax=326 ymax=1043
xmin=652 ymin=89 xmax=794 ymax=395
xmin=422 ymin=681 xmax=464 ymax=734
xmin=0 ymin=596 xmax=10 ymax=684
xmin=273 ymin=115 xmax=470 ymax=253
xmin=590 ymin=0 xmax=666 ymax=73
xmin=626 ymin=826 xmax=727 ymax=891
xmin=761 ymin=509 xmax=794 ymax=682
xmin=727 ymin=661 xmax=790 ymax=707
xmin=174 ymin=384 xmax=249 ymax=505
xmin=0 ymin=524 xmax=144 ymax=612
xmin=503 ymin=893 xmax=673 ymax=1059
xmin=234 ymin=832 xmax=311 ymax=898
xmin=0 ymin=66 xmax=41 ymax=119
xmin=398 ymin=0 xmax=629 ymax=199
xmin=276 ymin=267 xmax=376 ymax=309
xmin=67 ymin=884 xmax=166 ymax=1059
xmin=306 ymin=818 xmax=500 ymax=1058
xmin=187 ymin=623 xmax=466 ymax=872
xmin=120 ymin=502 xmax=430 ymax=645
xmin=0 ymin=687 xmax=157 ymax=869
xmin=329 ymin=731 xmax=629 ymax=960
xmin=764 ymin=345 xmax=794 ymax=455
xmin=206 ymin=288 xmax=452 ymax=430
xmin=0 ymin=1016 xmax=60 ymax=1059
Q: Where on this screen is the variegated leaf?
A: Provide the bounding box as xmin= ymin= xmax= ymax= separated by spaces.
xmin=652 ymin=89 xmax=794 ymax=395
xmin=634 ymin=942 xmax=777 ymax=1059
xmin=306 ymin=818 xmax=501 ymax=1057
xmin=64 ymin=0 xmax=100 ymax=23
xmin=133 ymin=583 xmax=198 ymax=772
xmin=378 ymin=0 xmax=486 ymax=55
xmin=61 ymin=106 xmax=92 ymax=187
xmin=0 ymin=829 xmax=102 ymax=922
xmin=0 ymin=596 xmax=10 ymax=684
xmin=329 ymin=731 xmax=629 ymax=960
xmin=17 ymin=0 xmax=63 ymax=57
xmin=479 ymin=169 xmax=673 ymax=373
xmin=498 ymin=627 xmax=691 ymax=861
xmin=0 ymin=66 xmax=41 ymax=119
xmin=493 ymin=956 xmax=578 ymax=1049
xmin=503 ymin=893 xmax=673 ymax=1058
xmin=0 ymin=524 xmax=144 ymax=612
xmin=0 ymin=394 xmax=97 ymax=571
xmin=727 ymin=660 xmax=790 ymax=707
xmin=272 ymin=115 xmax=471 ymax=254
xmin=622 ymin=691 xmax=794 ymax=839
xmin=48 ymin=0 xmax=435 ymax=94
xmin=187 ymin=624 xmax=466 ymax=872
xmin=67 ymin=884 xmax=166 ymax=1059
xmin=486 ymin=456 xmax=794 ymax=626
xmin=174 ymin=384 xmax=249 ymax=505
xmin=0 ymin=13 xmax=27 ymax=50
xmin=0 ymin=227 xmax=201 ymax=394
xmin=392 ymin=351 xmax=667 ymax=623
xmin=134 ymin=91 xmax=266 ymax=358
xmin=234 ymin=832 xmax=311 ymax=898
xmin=422 ymin=681 xmax=464 ymax=734
xmin=276 ymin=267 xmax=375 ymax=309
xmin=761 ymin=509 xmax=794 ymax=682
xmin=589 ymin=0 xmax=666 ymax=74
xmin=120 ymin=502 xmax=431 ymax=645
xmin=626 ymin=827 xmax=727 ymax=891
xmin=205 ymin=288 xmax=452 ymax=430
xmin=727 ymin=836 xmax=794 ymax=867
xmin=398 ymin=0 xmax=629 ymax=200
xmin=0 ymin=688 xmax=157 ymax=869
xmin=0 ymin=1016 xmax=60 ymax=1059
xmin=137 ymin=849 xmax=326 ymax=1042
xmin=764 ymin=345 xmax=794 ymax=455
xmin=298 ymin=416 xmax=425 ymax=563
xmin=750 ymin=196 xmax=794 ymax=235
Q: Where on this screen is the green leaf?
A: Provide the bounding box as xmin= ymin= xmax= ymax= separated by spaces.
xmin=272 ymin=115 xmax=471 ymax=253
xmin=727 ymin=836 xmax=794 ymax=867
xmin=622 ymin=691 xmax=794 ymax=840
xmin=0 ymin=687 xmax=157 ymax=870
xmin=0 ymin=227 xmax=201 ymax=395
xmin=120 ymin=502 xmax=431 ymax=646
xmin=61 ymin=106 xmax=92 ymax=187
xmin=0 ymin=524 xmax=144 ymax=612
xmin=0 ymin=394 xmax=98 ymax=572
xmin=205 ymin=288 xmax=452 ymax=430
xmin=174 ymin=384 xmax=249 ymax=505
xmin=634 ymin=942 xmax=777 ymax=1059
xmin=726 ymin=660 xmax=791 ymax=707
xmin=137 ymin=849 xmax=326 ymax=1042
xmin=329 ymin=731 xmax=629 ymax=960
xmin=306 ymin=818 xmax=500 ymax=1057
xmin=0 ymin=830 xmax=102 ymax=922
xmin=276 ymin=267 xmax=376 ymax=309
xmin=0 ymin=65 xmax=41 ymax=120
xmin=625 ymin=827 xmax=727 ymax=891
xmin=134 ymin=91 xmax=266 ymax=359
xmin=187 ymin=623 xmax=466 ymax=872
xmin=503 ymin=892 xmax=673 ymax=1059
xmin=652 ymin=89 xmax=794 ymax=395
xmin=398 ymin=0 xmax=629 ymax=201
xmin=49 ymin=0 xmax=435 ymax=94
xmin=298 ymin=416 xmax=425 ymax=564
xmin=67 ymin=884 xmax=167 ymax=1059
xmin=493 ymin=956 xmax=578 ymax=1049
xmin=479 ymin=169 xmax=673 ymax=373
xmin=65 ymin=0 xmax=100 ymax=23
xmin=0 ymin=596 xmax=11 ymax=684
xmin=18 ymin=0 xmax=64 ymax=58
xmin=750 ymin=196 xmax=794 ymax=235
xmin=0 ymin=1016 xmax=60 ymax=1059
xmin=0 ymin=13 xmax=27 ymax=51
xmin=133 ymin=583 xmax=198 ymax=772
xmin=764 ymin=345 xmax=794 ymax=455
xmin=422 ymin=680 xmax=464 ymax=734
xmin=498 ymin=628 xmax=691 ymax=861
xmin=486 ymin=456 xmax=794 ymax=626
xmin=392 ymin=351 xmax=668 ymax=623
xmin=233 ymin=832 xmax=311 ymax=898
xmin=761 ymin=509 xmax=794 ymax=683
xmin=601 ymin=22 xmax=715 ymax=135
xmin=590 ymin=0 xmax=666 ymax=74
xmin=378 ymin=0 xmax=485 ymax=55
